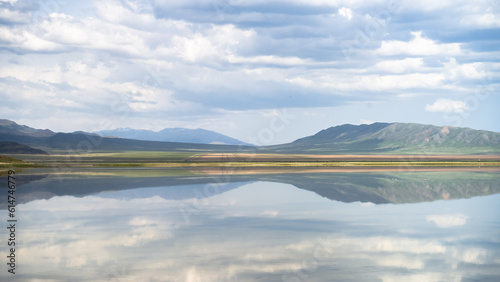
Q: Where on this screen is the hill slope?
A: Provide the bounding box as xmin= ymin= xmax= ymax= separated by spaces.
xmin=0 ymin=141 xmax=48 ymax=154
xmin=1 ymin=120 xmax=499 ymax=155
xmin=0 ymin=119 xmax=54 ymax=137
xmin=0 ymin=119 xmax=253 ymax=153
xmin=0 ymin=132 xmax=253 ymax=153
xmin=98 ymin=128 xmax=250 ymax=146
xmin=263 ymin=123 xmax=500 ymax=154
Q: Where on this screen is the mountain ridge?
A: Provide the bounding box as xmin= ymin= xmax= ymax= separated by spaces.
xmin=0 ymin=119 xmax=499 ymax=155
xmin=0 ymin=119 xmax=55 ymax=137
xmin=0 ymin=119 xmax=249 ymax=147
xmin=265 ymin=122 xmax=500 ymax=154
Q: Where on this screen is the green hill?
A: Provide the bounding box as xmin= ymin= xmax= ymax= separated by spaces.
xmin=263 ymin=122 xmax=500 ymax=154
xmin=0 ymin=155 xmax=27 ymax=167
xmin=1 ymin=120 xmax=499 ymax=155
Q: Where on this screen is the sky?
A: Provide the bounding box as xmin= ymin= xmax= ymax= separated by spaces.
xmin=0 ymin=0 xmax=499 ymax=145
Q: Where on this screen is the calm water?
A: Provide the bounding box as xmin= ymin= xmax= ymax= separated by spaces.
xmin=1 ymin=168 xmax=500 ymax=281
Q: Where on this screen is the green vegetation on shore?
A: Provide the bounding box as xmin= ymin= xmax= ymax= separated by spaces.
xmin=0 ymin=155 xmax=39 ymax=168
xmin=3 ymin=151 xmax=499 ymax=168
xmin=93 ymin=161 xmax=500 ymax=168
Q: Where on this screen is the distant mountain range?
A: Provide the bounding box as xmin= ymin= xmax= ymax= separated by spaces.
xmin=97 ymin=128 xmax=250 ymax=146
xmin=0 ymin=119 xmax=499 ymax=155
xmin=0 ymin=119 xmax=251 ymax=153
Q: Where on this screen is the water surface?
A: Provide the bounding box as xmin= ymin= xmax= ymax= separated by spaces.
xmin=1 ymin=168 xmax=499 ymax=281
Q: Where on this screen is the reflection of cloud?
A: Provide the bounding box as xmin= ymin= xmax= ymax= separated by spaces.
xmin=426 ymin=214 xmax=469 ymax=228
xmin=376 ymin=255 xmax=424 ymax=269
xmin=261 ymin=210 xmax=279 ymax=217
xmin=381 ymin=273 xmax=463 ymax=282
xmin=6 ymin=181 xmax=499 ymax=281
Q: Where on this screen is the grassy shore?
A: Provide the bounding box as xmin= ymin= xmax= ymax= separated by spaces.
xmin=89 ymin=161 xmax=500 ymax=168
xmin=3 ymin=151 xmax=500 ymax=168
xmin=0 ymin=155 xmax=40 ymax=168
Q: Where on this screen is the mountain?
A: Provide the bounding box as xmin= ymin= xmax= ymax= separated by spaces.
xmin=0 ymin=131 xmax=253 ymax=153
xmin=263 ymin=122 xmax=500 ymax=154
xmin=97 ymin=128 xmax=250 ymax=146
xmin=0 ymin=119 xmax=248 ymax=146
xmin=0 ymin=119 xmax=54 ymax=137
xmin=0 ymin=119 xmax=254 ymax=153
xmin=1 ymin=119 xmax=499 ymax=155
xmin=0 ymin=141 xmax=48 ymax=154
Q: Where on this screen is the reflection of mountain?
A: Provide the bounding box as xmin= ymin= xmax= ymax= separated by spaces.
xmin=3 ymin=169 xmax=499 ymax=207
xmin=0 ymin=173 xmax=50 ymax=209
xmin=2 ymin=172 xmax=244 ymax=207
xmin=263 ymin=171 xmax=500 ymax=204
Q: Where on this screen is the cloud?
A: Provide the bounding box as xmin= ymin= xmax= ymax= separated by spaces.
xmin=426 ymin=214 xmax=469 ymax=228
xmin=425 ymin=99 xmax=469 ymax=113
xmin=338 ymin=7 xmax=352 ymax=20
xmin=376 ymin=31 xmax=462 ymax=56
xmin=374 ymin=58 xmax=424 ymax=73
xmin=0 ymin=0 xmax=499 ymax=137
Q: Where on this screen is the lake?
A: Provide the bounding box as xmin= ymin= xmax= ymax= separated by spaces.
xmin=1 ymin=167 xmax=500 ymax=281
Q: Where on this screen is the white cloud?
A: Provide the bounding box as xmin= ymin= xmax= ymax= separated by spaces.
xmin=323 ymin=72 xmax=445 ymax=91
xmin=376 ymin=31 xmax=462 ymax=56
xmin=0 ymin=6 xmax=29 ymax=23
xmin=338 ymin=7 xmax=353 ymax=20
xmin=425 ymin=99 xmax=469 ymax=113
xmin=444 ymin=58 xmax=488 ymax=80
xmin=460 ymin=12 xmax=500 ymax=28
xmin=374 ymin=58 xmax=424 ymax=73
xmin=0 ymin=0 xmax=499 ymax=135
xmin=228 ymin=55 xmax=308 ymax=66
xmin=426 ymin=214 xmax=469 ymax=228
xmin=286 ymin=77 xmax=315 ymax=87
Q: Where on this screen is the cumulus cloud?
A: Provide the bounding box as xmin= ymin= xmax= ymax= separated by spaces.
xmin=425 ymin=99 xmax=469 ymax=113
xmin=0 ymin=0 xmax=498 ymax=136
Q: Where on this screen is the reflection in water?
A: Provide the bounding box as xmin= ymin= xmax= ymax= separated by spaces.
xmin=3 ymin=167 xmax=500 ymax=206
xmin=0 ymin=169 xmax=499 ymax=281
